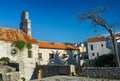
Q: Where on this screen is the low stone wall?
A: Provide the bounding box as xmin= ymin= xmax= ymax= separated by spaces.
xmin=82 ymin=67 xmax=120 ymax=79
xmin=36 ymin=65 xmax=70 ymax=78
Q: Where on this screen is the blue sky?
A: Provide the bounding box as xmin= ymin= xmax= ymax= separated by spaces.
xmin=0 ymin=0 xmax=120 ymax=43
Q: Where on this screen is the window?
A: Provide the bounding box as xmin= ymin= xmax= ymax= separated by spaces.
xmin=97 ymin=52 xmax=99 ymax=57
xmin=101 ymin=44 xmax=103 ymax=47
xmin=38 ymin=53 xmax=42 ymax=59
xmin=92 ymin=53 xmax=95 ymax=56
xmin=49 ymin=53 xmax=54 ymax=59
xmin=90 ymin=44 xmax=93 ymax=50
xmin=62 ymin=54 xmax=68 ymax=59
xmin=28 ymin=50 xmax=32 ymax=58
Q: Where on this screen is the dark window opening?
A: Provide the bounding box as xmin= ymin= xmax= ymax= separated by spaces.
xmin=90 ymin=44 xmax=93 ymax=50
xmin=101 ymin=44 xmax=103 ymax=47
xmin=92 ymin=53 xmax=95 ymax=56
xmin=28 ymin=50 xmax=32 ymax=58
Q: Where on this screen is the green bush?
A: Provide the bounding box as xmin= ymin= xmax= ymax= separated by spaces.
xmin=11 ymin=40 xmax=32 ymax=51
xmin=21 ymin=77 xmax=26 ymax=81
xmin=0 ymin=77 xmax=3 ymax=81
xmin=95 ymin=54 xmax=116 ymax=67
xmin=0 ymin=57 xmax=10 ymax=62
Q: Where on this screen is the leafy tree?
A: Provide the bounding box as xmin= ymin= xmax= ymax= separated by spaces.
xmin=95 ymin=54 xmax=116 ymax=67
xmin=77 ymin=7 xmax=120 ymax=67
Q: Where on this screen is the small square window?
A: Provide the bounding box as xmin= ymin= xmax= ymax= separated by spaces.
xmin=49 ymin=53 xmax=54 ymax=59
xmin=38 ymin=53 xmax=42 ymax=59
xmin=62 ymin=54 xmax=68 ymax=59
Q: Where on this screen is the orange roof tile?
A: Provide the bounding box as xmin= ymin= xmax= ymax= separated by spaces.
xmin=39 ymin=41 xmax=77 ymax=50
xmin=0 ymin=27 xmax=37 ymax=43
xmin=116 ymin=33 xmax=120 ymax=37
xmin=87 ymin=36 xmax=105 ymax=42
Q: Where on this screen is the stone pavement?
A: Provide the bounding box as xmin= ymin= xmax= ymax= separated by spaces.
xmin=30 ymin=76 xmax=120 ymax=81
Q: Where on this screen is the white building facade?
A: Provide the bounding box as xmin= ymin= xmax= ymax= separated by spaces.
xmin=0 ymin=27 xmax=39 ymax=81
xmin=37 ymin=42 xmax=77 ymax=65
xmin=87 ymin=37 xmax=111 ymax=59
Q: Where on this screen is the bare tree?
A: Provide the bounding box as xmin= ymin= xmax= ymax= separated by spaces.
xmin=77 ymin=7 xmax=120 ymax=67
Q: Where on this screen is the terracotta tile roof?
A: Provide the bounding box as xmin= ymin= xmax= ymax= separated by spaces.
xmin=39 ymin=41 xmax=77 ymax=50
xmin=0 ymin=27 xmax=37 ymax=43
xmin=116 ymin=33 xmax=120 ymax=37
xmin=87 ymin=36 xmax=105 ymax=42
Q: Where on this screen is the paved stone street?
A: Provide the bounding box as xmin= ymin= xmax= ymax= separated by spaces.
xmin=30 ymin=76 xmax=120 ymax=81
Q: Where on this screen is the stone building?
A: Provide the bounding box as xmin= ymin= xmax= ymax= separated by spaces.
xmin=87 ymin=36 xmax=111 ymax=59
xmin=0 ymin=27 xmax=39 ymax=80
xmin=0 ymin=11 xmax=79 ymax=80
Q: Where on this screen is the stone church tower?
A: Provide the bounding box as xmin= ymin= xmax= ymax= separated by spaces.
xmin=20 ymin=11 xmax=31 ymax=36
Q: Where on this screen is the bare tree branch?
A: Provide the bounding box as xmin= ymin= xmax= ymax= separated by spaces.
xmin=77 ymin=7 xmax=120 ymax=67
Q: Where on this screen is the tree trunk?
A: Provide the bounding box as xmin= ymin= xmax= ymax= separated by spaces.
xmin=109 ymin=30 xmax=120 ymax=67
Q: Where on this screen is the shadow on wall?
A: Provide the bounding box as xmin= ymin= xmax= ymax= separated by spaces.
xmin=47 ymin=50 xmax=67 ymax=65
xmin=30 ymin=69 xmax=38 ymax=80
xmin=47 ymin=50 xmax=76 ymax=65
xmin=67 ymin=50 xmax=76 ymax=65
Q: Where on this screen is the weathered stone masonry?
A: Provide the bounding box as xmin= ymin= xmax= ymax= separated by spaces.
xmin=82 ymin=67 xmax=120 ymax=79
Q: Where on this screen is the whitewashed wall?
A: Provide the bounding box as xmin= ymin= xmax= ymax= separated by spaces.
xmin=88 ymin=41 xmax=111 ymax=59
xmin=38 ymin=48 xmax=77 ymax=65
xmin=0 ymin=40 xmax=39 ymax=81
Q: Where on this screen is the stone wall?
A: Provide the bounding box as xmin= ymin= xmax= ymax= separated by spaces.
xmin=82 ymin=67 xmax=120 ymax=79
xmin=33 ymin=65 xmax=70 ymax=79
xmin=2 ymin=72 xmax=20 ymax=81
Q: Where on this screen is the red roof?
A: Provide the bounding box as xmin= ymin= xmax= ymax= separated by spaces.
xmin=116 ymin=34 xmax=120 ymax=37
xmin=39 ymin=41 xmax=76 ymax=50
xmin=0 ymin=27 xmax=37 ymax=43
xmin=87 ymin=37 xmax=105 ymax=42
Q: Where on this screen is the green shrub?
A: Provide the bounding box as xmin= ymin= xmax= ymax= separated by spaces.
xmin=21 ymin=77 xmax=26 ymax=81
xmin=11 ymin=40 xmax=32 ymax=51
xmin=0 ymin=57 xmax=10 ymax=62
xmin=0 ymin=77 xmax=3 ymax=81
xmin=95 ymin=54 xmax=116 ymax=67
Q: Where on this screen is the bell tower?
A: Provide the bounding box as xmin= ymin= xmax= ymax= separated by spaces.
xmin=20 ymin=11 xmax=31 ymax=36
